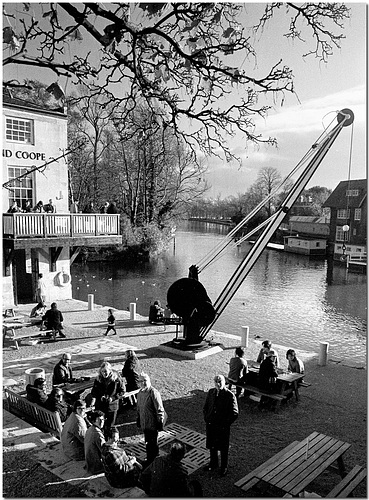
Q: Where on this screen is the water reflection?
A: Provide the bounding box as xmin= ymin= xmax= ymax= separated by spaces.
xmin=72 ymin=222 xmax=366 ymax=362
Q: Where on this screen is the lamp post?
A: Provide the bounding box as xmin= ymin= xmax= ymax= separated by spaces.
xmin=341 ymin=224 xmax=350 ymax=264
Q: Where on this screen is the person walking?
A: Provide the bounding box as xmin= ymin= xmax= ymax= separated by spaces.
xmin=203 ymin=374 xmax=238 ymax=476
xmin=42 ymin=302 xmax=66 ymax=338
xmin=35 ymin=273 xmax=47 ymax=303
xmin=104 ymin=309 xmax=117 ymax=336
xmin=136 ymin=373 xmax=166 ymax=466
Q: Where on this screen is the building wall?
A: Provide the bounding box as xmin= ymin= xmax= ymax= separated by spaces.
xmin=3 ymin=106 xmax=68 ymax=212
xmin=3 ymin=104 xmax=71 ymax=306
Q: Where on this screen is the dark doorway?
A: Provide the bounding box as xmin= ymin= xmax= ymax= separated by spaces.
xmin=15 ymin=249 xmax=33 ymax=303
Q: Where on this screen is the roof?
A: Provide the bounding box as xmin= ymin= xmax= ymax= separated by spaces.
xmin=322 ymin=179 xmax=367 ymax=208
xmin=289 ymin=216 xmax=328 ymax=224
xmin=3 ymin=88 xmax=66 ymax=117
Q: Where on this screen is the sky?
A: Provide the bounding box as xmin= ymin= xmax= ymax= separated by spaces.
xmin=2 ymin=2 xmax=367 ymax=199
xmin=203 ymin=2 xmax=367 ymax=198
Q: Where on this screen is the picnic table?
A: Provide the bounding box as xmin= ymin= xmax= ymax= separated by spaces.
xmin=54 ymin=378 xmax=94 ymax=394
xmin=247 ymin=361 xmax=305 ymax=400
xmin=235 ymin=431 xmax=351 ymax=497
xmin=3 ymin=320 xmax=40 ymax=350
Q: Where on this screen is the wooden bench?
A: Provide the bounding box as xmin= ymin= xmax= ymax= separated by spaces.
xmin=226 ymin=378 xmax=286 ymax=404
xmin=326 ymin=465 xmax=367 ymax=498
xmin=235 ymin=441 xmax=300 ymax=493
xmin=4 ymin=388 xmax=63 ymax=439
xmin=3 ymin=326 xmax=56 ymax=350
xmin=299 ymin=381 xmax=311 ymax=388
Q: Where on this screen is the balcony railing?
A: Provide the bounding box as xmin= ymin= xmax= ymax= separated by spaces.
xmin=3 ymin=213 xmax=120 ymax=238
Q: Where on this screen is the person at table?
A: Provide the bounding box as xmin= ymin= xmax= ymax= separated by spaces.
xmin=122 ymin=350 xmax=141 ymax=402
xmin=84 ymin=410 xmax=106 ymax=474
xmin=101 ymin=426 xmax=142 ymax=488
xmin=42 ymin=302 xmax=66 ymax=338
xmin=33 ymin=200 xmax=44 ymax=212
xmin=7 ymin=200 xmax=22 ymax=213
xmin=203 ymin=374 xmax=238 ymax=477
xmin=90 ymin=361 xmax=125 ymax=436
xmin=227 ymin=346 xmax=248 ymax=398
xmin=286 ymin=349 xmax=305 ymax=374
xmin=30 ymin=301 xmax=46 ymax=322
xmin=61 ymin=399 xmax=88 ymax=461
xmin=256 ymin=340 xmax=280 ymax=368
xmin=26 ymin=377 xmax=48 ymax=407
xmin=258 ymin=349 xmax=279 ymax=409
xmin=140 ymin=442 xmax=195 ymax=497
xmin=45 ymin=387 xmax=70 ymax=422
xmin=148 ymin=301 xmax=164 ymax=324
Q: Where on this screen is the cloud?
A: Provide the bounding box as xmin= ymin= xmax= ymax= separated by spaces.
xmin=254 ymin=84 xmax=366 ymax=136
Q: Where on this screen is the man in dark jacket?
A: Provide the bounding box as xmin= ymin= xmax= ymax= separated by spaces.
xmin=53 ymin=353 xmax=74 ymax=385
xmin=203 ymin=374 xmax=238 ymax=476
xmin=26 ymin=377 xmax=48 ymax=406
xmin=140 ymin=442 xmax=193 ymax=497
xmin=258 ymin=349 xmax=279 ymax=409
xmin=42 ymin=302 xmax=66 ymax=338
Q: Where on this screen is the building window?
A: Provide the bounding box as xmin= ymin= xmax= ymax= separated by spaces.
xmin=346 ymin=189 xmax=359 ymax=197
xmin=316 ymin=242 xmax=320 ymax=247
xmin=336 ymin=226 xmax=350 ymax=242
xmin=6 ymin=117 xmax=34 ymax=144
xmin=337 ymin=208 xmax=350 ymax=219
xmin=7 ymin=166 xmax=33 ymax=210
xmin=354 ymin=208 xmax=361 ymax=220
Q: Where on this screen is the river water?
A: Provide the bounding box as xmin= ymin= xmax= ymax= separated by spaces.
xmin=71 ymin=221 xmax=367 ymax=363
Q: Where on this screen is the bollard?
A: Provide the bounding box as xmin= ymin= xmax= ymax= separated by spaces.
xmin=88 ymin=294 xmax=94 ymax=311
xmin=241 ymin=326 xmax=249 ymax=347
xmin=130 ymin=302 xmax=136 ymax=321
xmin=319 ymin=341 xmax=329 ymax=366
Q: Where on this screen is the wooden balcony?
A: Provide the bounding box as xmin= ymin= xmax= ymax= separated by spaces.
xmin=3 ymin=213 xmax=122 ymax=249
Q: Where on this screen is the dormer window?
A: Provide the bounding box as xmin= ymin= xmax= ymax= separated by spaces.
xmin=346 ymin=189 xmax=359 ymax=197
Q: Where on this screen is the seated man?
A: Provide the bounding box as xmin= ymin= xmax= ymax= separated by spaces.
xmin=258 ymin=349 xmax=279 ymax=409
xmin=140 ymin=442 xmax=192 ymax=497
xmin=61 ymin=400 xmax=88 ymax=461
xmin=53 ymin=353 xmax=85 ymax=403
xmin=148 ymin=301 xmax=164 ymax=324
xmin=85 ymin=411 xmax=106 ymax=474
xmin=227 ymin=346 xmax=248 ymax=398
xmin=26 ymin=377 xmax=48 ymax=407
xmin=256 ymin=340 xmax=280 ymax=368
xmin=101 ymin=426 xmax=142 ymax=488
xmin=42 ymin=302 xmax=66 ymax=338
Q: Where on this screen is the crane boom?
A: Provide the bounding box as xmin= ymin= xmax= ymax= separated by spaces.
xmin=200 ymin=108 xmax=354 ymax=338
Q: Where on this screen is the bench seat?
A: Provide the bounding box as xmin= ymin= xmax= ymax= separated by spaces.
xmin=3 ymin=327 xmax=49 ymax=350
xmin=226 ymin=378 xmax=286 ymax=402
xmin=326 ymin=465 xmax=367 ymax=498
xmin=5 ymin=388 xmax=63 ymax=438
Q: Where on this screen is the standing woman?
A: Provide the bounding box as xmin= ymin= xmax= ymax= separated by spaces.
xmin=90 ymin=362 xmax=125 ymax=436
xmin=122 ymin=350 xmax=141 ymax=393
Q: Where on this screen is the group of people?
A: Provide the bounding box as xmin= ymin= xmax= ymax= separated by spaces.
xmin=227 ymin=340 xmax=305 ymax=409
xmin=7 ymin=199 xmax=56 ymax=213
xmin=69 ymin=200 xmax=119 ymax=214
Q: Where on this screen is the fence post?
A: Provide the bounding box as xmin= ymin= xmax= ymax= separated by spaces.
xmin=130 ymin=302 xmax=136 ymax=320
xmin=241 ymin=326 xmax=249 ymax=347
xmin=318 ymin=341 xmax=329 ymax=366
xmin=88 ymin=294 xmax=94 ymax=311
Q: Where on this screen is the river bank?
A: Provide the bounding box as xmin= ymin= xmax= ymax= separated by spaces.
xmin=3 ymin=299 xmax=367 ymax=497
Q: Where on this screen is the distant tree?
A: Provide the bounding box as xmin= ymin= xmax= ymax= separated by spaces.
xmin=250 ymin=166 xmax=282 ymax=217
xmin=3 ymin=3 xmax=350 ymax=167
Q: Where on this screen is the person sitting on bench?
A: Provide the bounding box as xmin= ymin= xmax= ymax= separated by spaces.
xmin=148 ymin=301 xmax=164 ymax=324
xmin=30 ymin=301 xmax=46 ymax=323
xmin=258 ymin=350 xmax=279 ymax=409
xmin=256 ymin=340 xmax=280 ymax=368
xmin=45 ymin=387 xmax=70 ymax=422
xmin=26 ymin=377 xmax=48 ymax=407
xmin=286 ymin=349 xmax=305 ymax=374
xmin=227 ymin=347 xmax=249 ymax=398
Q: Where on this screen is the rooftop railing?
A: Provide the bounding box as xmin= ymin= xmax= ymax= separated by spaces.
xmin=3 ymin=213 xmax=120 ymax=238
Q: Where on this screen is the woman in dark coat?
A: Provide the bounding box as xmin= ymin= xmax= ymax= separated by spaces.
xmin=90 ymin=361 xmax=125 ymax=436
xmin=203 ymin=374 xmax=238 ymax=476
xmin=122 ymin=350 xmax=141 ymax=393
xmin=258 ymin=349 xmax=279 ymax=409
xmin=46 ymin=387 xmax=70 ymax=422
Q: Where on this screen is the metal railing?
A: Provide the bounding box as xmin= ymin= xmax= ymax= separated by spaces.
xmin=3 ymin=213 xmax=120 ymax=238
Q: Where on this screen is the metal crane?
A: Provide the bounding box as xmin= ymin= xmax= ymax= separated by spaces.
xmin=167 ymin=108 xmax=354 ymax=346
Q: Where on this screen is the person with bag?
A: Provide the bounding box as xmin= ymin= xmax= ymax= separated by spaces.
xmin=90 ymin=361 xmax=125 ymax=437
xmin=136 ymin=373 xmax=166 ymax=466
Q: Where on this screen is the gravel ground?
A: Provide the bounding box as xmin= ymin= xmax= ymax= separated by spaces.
xmin=3 ymin=299 xmax=367 ymax=498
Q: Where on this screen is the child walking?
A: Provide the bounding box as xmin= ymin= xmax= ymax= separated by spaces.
xmin=104 ymin=309 xmax=117 ymax=336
